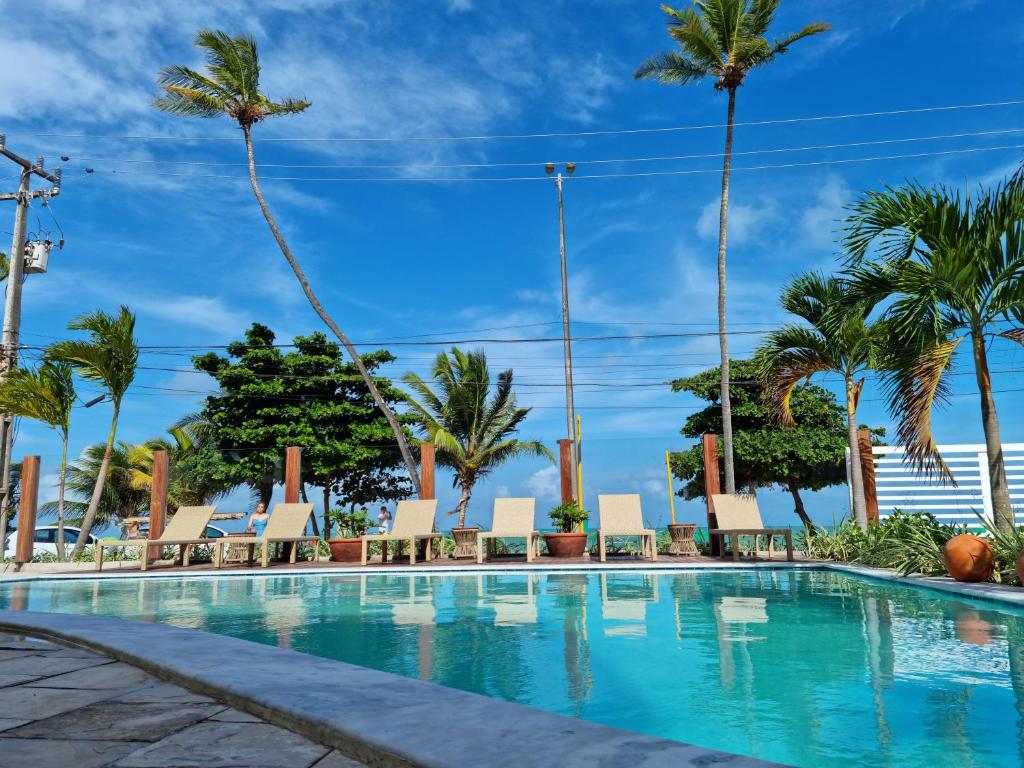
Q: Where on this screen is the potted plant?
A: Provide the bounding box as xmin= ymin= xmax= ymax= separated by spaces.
xmin=327 ymin=507 xmax=372 ymax=562
xmin=544 ymin=502 xmax=590 ymax=558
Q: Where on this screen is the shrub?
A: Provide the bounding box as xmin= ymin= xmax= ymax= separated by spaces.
xmin=548 ymin=502 xmax=589 ymax=533
xmin=329 ymin=507 xmax=372 ymax=538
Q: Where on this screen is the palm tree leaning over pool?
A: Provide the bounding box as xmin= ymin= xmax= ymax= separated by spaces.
xmin=0 ymin=362 xmax=75 ymax=558
xmin=635 ymin=0 xmax=829 ymax=494
xmin=755 ymin=273 xmax=887 ymax=530
xmin=843 ymin=166 xmax=1024 ymax=534
xmin=154 ymin=30 xmax=422 ymax=496
xmin=403 ymin=348 xmax=554 ymax=529
xmin=47 ymin=307 xmax=138 ymax=559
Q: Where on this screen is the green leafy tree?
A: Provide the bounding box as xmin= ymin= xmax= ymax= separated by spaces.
xmin=403 ymin=348 xmax=554 ymax=528
xmin=0 ymin=363 xmax=75 ymax=558
xmin=155 ymin=30 xmax=422 ymax=495
xmin=843 ymin=166 xmax=1024 ymax=533
xmin=47 ymin=307 xmax=138 ymax=558
xmin=670 ymin=359 xmax=882 ymax=528
xmin=194 ymin=324 xmax=412 ymax=529
xmin=635 ymin=1 xmax=829 ymax=495
xmin=755 ymin=273 xmax=888 ymax=530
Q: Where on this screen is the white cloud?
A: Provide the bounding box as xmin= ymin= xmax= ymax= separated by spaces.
xmin=799 ymin=176 xmax=851 ymax=250
xmin=524 ymin=465 xmax=560 ymax=502
xmin=696 ymin=197 xmax=777 ymax=246
xmin=447 ymin=0 xmax=474 ymax=12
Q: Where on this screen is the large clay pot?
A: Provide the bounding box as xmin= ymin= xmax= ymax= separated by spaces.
xmin=943 ymin=534 xmax=995 ymax=583
xmin=328 ymin=538 xmax=362 ymax=562
xmin=544 ymin=532 xmax=589 ymax=559
xmin=1017 ymin=550 xmax=1024 ymax=586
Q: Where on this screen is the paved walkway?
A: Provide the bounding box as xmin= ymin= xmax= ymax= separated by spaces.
xmin=0 ymin=630 xmax=364 ymax=768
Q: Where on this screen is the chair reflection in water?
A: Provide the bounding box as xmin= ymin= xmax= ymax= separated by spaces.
xmin=477 ymin=574 xmax=538 ymax=626
xmin=359 ymin=574 xmax=437 ymax=625
xmin=599 ymin=573 xmax=660 ymax=637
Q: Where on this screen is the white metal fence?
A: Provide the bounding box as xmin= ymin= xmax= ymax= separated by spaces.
xmin=847 ymin=443 xmax=1024 ymax=526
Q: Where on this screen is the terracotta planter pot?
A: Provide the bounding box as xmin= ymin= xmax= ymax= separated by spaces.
xmin=327 ymin=538 xmax=362 ymax=562
xmin=544 ymin=532 xmax=589 ymax=559
xmin=943 ymin=534 xmax=995 ymax=583
xmin=1017 ymin=550 xmax=1024 ymax=586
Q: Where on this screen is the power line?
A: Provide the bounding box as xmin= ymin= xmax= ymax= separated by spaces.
xmin=77 ymin=144 xmax=1024 ymax=184
xmin=16 ymin=98 xmax=1024 ymax=143
xmin=60 ymin=127 xmax=1024 ymax=170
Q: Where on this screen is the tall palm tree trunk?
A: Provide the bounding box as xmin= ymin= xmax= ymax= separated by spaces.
xmin=70 ymin=406 xmax=119 ymax=559
xmin=242 ymin=127 xmax=421 ymax=496
xmin=973 ymin=332 xmax=1013 ymax=532
xmin=455 ymin=481 xmax=472 ymax=529
xmin=845 ymin=376 xmax=868 ymax=530
xmin=322 ymin=486 xmax=332 ymax=539
xmin=717 ymin=88 xmax=737 ymax=494
xmin=56 ymin=437 xmax=68 ymax=561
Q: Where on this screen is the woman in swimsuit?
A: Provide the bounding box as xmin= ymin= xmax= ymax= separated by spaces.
xmin=247 ymin=502 xmax=270 ymax=537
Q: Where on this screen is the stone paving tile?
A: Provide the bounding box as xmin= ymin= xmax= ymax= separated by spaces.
xmin=0 ymin=672 xmax=42 ymax=688
xmin=0 ymin=653 xmax=114 ymax=677
xmin=111 ymin=681 xmax=217 ymax=705
xmin=0 ymin=685 xmax=120 ymax=720
xmin=209 ymin=708 xmax=263 ymax=723
xmin=24 ymin=660 xmax=153 ymax=690
xmin=5 ymin=700 xmax=226 ymax=742
xmin=0 ymin=635 xmax=60 ymax=651
xmin=313 ymin=751 xmax=369 ymax=768
xmin=42 ymin=646 xmax=108 ymax=659
xmin=112 ymin=721 xmax=332 ymax=768
xmin=0 ymin=717 xmax=28 ymax=732
xmin=0 ymin=649 xmax=36 ymax=662
xmin=0 ymin=736 xmax=147 ymax=768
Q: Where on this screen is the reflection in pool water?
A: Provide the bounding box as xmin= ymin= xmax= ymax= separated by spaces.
xmin=3 ymin=569 xmax=1023 ymax=768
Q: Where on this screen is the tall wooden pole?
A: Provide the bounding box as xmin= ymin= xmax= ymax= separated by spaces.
xmin=858 ymin=429 xmax=879 ymax=524
xmin=558 ymin=439 xmax=574 ymax=505
xmin=420 ymin=443 xmax=435 ymax=500
xmin=702 ymin=434 xmax=722 ymax=556
xmin=284 ymin=446 xmax=301 ymax=503
xmin=14 ymin=455 xmax=39 ymax=565
xmin=147 ymin=450 xmax=168 ymax=561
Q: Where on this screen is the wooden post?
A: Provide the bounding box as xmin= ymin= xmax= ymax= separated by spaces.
xmin=148 ymin=450 xmax=169 ymax=561
xmin=14 ymin=455 xmax=39 ymax=564
xmin=558 ymin=439 xmax=574 ymax=505
xmin=702 ymin=435 xmax=722 ymax=556
xmin=858 ymin=429 xmax=879 ymax=524
xmin=420 ymin=443 xmax=435 ymax=500
xmin=284 ymin=447 xmax=301 ymax=503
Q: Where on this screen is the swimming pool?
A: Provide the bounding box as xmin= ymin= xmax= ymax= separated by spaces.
xmin=2 ymin=569 xmax=1022 ymax=768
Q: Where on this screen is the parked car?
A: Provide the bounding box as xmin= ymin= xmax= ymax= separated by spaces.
xmin=2 ymin=525 xmax=100 ymax=559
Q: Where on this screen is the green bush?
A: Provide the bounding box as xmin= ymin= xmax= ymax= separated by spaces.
xmin=548 ymin=502 xmax=589 ymax=533
xmin=329 ymin=507 xmax=372 ymax=538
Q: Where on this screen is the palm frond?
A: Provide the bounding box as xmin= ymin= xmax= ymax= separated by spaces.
xmin=634 ymin=52 xmax=710 ymax=83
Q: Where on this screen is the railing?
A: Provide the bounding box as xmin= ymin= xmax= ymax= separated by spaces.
xmin=847 ymin=442 xmax=1024 ymax=526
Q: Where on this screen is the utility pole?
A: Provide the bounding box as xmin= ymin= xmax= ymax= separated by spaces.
xmin=0 ymin=135 xmax=61 ymax=550
xmin=545 ymin=162 xmax=578 ymax=504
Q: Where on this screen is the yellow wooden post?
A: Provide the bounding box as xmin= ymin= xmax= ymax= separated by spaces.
xmin=576 ymin=415 xmax=584 ymax=532
xmin=665 ymin=450 xmax=676 ymax=525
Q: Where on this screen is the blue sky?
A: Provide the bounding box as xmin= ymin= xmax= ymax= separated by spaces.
xmin=1 ymin=0 xmax=1023 ymax=530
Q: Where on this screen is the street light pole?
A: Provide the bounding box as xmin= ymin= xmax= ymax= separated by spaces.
xmin=546 ymin=162 xmax=578 ymax=504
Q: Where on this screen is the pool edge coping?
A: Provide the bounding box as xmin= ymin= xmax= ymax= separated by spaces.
xmin=0 ymin=609 xmax=787 ymax=768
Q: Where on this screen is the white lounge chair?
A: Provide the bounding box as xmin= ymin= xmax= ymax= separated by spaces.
xmin=709 ymin=494 xmax=794 ymax=562
xmin=359 ymin=499 xmax=441 ymax=565
xmin=477 ymin=497 xmax=540 ymax=564
xmin=596 ymin=494 xmax=658 ymax=563
xmin=210 ymin=503 xmax=320 ymax=568
xmin=95 ymin=505 xmax=218 ymax=572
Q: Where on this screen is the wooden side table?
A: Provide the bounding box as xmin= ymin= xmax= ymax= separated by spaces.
xmin=222 ymin=532 xmax=256 ymax=565
xmin=667 ymin=524 xmax=699 ymax=556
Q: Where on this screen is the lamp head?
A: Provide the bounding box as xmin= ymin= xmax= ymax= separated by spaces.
xmin=566 ymin=162 xmax=576 ymax=176
xmin=545 ymin=162 xmax=555 ymax=176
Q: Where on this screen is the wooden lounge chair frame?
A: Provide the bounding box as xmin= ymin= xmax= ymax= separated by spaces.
xmin=360 ymin=499 xmax=442 ymax=566
xmin=477 ymin=498 xmax=540 ymax=564
xmin=596 ymin=494 xmax=658 ymax=563
xmin=210 ymin=503 xmax=320 ymax=568
xmin=95 ymin=505 xmax=218 ymax=572
xmin=709 ymin=494 xmax=794 ymax=562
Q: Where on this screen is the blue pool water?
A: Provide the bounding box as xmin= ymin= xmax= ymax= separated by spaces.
xmin=2 ymin=569 xmax=1022 ymax=768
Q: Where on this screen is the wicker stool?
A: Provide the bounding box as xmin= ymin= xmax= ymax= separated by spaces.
xmin=668 ymin=524 xmax=699 ymax=556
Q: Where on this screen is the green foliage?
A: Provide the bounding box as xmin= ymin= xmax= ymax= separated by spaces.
xmin=0 ymin=362 xmax=75 ymax=440
xmin=806 ymin=512 xmax=965 ymax=576
xmin=330 ymin=507 xmax=372 ymax=538
xmin=47 ymin=306 xmax=138 ymax=408
xmin=973 ymin=514 xmax=1024 ymax=585
xmin=194 ymin=323 xmax=413 ymax=507
xmin=670 ymin=359 xmax=883 ymax=524
xmin=404 ymin=347 xmax=553 ymax=527
xmin=634 ymin=0 xmax=830 ymax=91
xmin=548 ymin=502 xmax=590 ymax=533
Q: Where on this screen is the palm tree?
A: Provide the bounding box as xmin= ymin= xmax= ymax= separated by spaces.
xmin=843 ymin=166 xmax=1024 ymax=533
xmin=0 ymin=362 xmax=75 ymax=558
xmin=635 ymin=1 xmax=829 ymax=494
xmin=47 ymin=307 xmax=138 ymax=557
xmin=403 ymin=348 xmax=554 ymax=528
xmin=154 ymin=30 xmax=422 ymax=496
xmin=40 ymin=441 xmax=150 ymax=528
xmin=755 ymin=273 xmax=886 ymax=530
